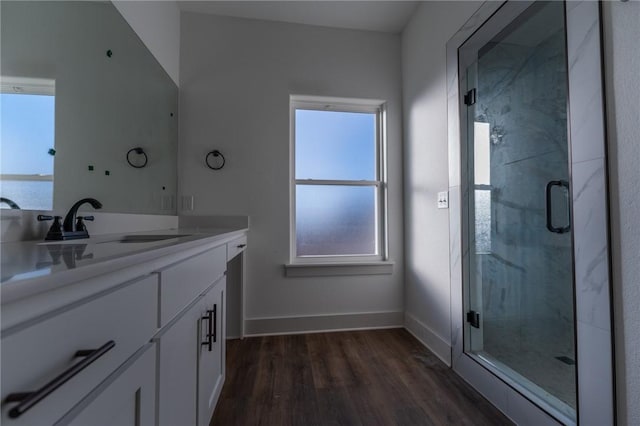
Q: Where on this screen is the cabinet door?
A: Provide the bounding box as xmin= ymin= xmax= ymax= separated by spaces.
xmin=60 ymin=344 xmax=156 ymax=426
xmin=198 ymin=278 xmax=226 ymax=426
xmin=156 ymin=296 xmax=204 ymax=426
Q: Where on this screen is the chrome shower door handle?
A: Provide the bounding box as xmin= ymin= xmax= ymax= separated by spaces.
xmin=546 ymin=180 xmax=571 ymax=234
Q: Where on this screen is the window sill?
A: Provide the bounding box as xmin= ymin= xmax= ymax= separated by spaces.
xmin=284 ymin=261 xmax=394 ymax=277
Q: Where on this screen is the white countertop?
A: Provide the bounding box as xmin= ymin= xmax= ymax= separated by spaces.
xmin=0 ymin=227 xmax=247 ymax=305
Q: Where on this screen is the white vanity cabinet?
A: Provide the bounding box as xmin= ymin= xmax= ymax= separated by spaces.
xmin=0 ymin=275 xmax=158 ymax=426
xmin=158 ymin=245 xmax=226 ymax=326
xmin=59 ymin=343 xmax=157 ymax=426
xmin=198 ymin=278 xmax=226 ymax=426
xmin=226 ymin=235 xmax=247 ymax=261
xmin=156 ymin=295 xmax=203 ymax=426
xmin=1 ymin=230 xmax=246 ymax=426
xmin=156 ymin=277 xmax=227 ymax=426
xmin=155 ymin=245 xmax=228 ymax=426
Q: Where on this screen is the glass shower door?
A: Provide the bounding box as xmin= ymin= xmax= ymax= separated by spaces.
xmin=462 ymin=1 xmax=576 ymax=420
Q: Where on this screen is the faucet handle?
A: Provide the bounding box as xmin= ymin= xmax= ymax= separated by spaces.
xmin=38 ymin=215 xmax=62 ymax=224
xmin=39 ymin=216 xmax=63 ymax=238
xmin=75 ymin=216 xmax=93 ymax=232
xmin=75 ymin=216 xmax=95 ymax=233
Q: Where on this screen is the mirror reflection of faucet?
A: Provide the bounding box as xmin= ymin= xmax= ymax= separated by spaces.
xmin=37 ymin=244 xmax=93 ymax=269
xmin=37 ymin=198 xmax=103 ymax=241
xmin=0 ymin=197 xmax=21 ymax=209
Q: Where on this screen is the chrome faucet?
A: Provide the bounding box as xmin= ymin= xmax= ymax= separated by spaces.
xmin=38 ymin=198 xmax=103 ymax=240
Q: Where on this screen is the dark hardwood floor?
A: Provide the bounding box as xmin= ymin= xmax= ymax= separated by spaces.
xmin=211 ymin=328 xmax=512 ymax=426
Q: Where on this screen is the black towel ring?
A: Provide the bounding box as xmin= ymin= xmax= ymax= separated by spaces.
xmin=126 ymin=147 xmax=148 ymax=168
xmin=206 ymin=150 xmax=225 ymax=170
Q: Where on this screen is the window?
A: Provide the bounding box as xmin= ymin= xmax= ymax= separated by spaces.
xmin=1 ymin=77 xmax=55 ymax=210
xmin=290 ymin=95 xmax=387 ymax=264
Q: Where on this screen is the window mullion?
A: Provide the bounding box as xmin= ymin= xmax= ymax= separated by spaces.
xmin=295 ymin=179 xmax=380 ymax=186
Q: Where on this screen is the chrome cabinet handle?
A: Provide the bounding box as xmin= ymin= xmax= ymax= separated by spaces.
xmin=545 ymin=180 xmax=571 ymax=234
xmin=4 ymin=340 xmax=115 ymax=419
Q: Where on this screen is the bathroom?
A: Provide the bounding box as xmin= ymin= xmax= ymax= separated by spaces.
xmin=0 ymin=1 xmax=638 ymax=425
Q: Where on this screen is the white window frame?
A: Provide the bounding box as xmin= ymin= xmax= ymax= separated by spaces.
xmin=1 ymin=76 xmax=55 ymax=96
xmin=289 ymin=95 xmax=389 ymax=266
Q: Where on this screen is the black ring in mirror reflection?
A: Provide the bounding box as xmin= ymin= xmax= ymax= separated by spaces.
xmin=205 ymin=150 xmax=225 ymax=170
xmin=126 ymin=147 xmax=148 ymax=168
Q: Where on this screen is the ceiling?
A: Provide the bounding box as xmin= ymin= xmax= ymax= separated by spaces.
xmin=178 ymin=1 xmax=420 ymax=34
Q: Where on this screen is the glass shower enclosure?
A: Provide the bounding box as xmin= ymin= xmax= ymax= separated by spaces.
xmin=460 ymin=1 xmax=577 ymax=421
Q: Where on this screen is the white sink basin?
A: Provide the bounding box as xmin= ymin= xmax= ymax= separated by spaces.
xmin=108 ymin=234 xmax=191 ymax=243
xmin=37 ymin=234 xmax=191 ymax=245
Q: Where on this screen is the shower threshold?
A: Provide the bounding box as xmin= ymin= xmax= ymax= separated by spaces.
xmin=469 ymin=351 xmax=576 ymax=425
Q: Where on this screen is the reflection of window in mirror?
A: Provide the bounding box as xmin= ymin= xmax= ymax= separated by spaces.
xmin=474 ymin=121 xmax=491 ymax=254
xmin=1 ymin=77 xmax=55 ymax=210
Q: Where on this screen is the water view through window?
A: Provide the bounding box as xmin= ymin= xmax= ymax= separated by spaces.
xmin=0 ymin=92 xmax=55 ymax=210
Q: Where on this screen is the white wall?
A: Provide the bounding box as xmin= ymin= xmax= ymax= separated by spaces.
xmin=402 ymin=1 xmax=639 ymax=423
xmin=179 ymin=13 xmax=404 ymax=333
xmin=401 ymin=1 xmax=480 ymax=364
xmin=603 ymin=2 xmax=640 ymax=425
xmin=112 ymin=1 xmax=180 ymax=86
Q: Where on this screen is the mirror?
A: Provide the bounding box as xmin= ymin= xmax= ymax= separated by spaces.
xmin=0 ymin=1 xmax=178 ymax=215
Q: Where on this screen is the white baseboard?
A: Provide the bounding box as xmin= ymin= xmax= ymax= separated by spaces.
xmin=404 ymin=312 xmax=452 ymax=366
xmin=244 ymin=311 xmax=404 ymax=336
xmin=241 ymin=311 xmax=453 ymax=369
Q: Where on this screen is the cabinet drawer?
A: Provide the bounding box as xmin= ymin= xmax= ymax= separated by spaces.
xmin=159 ymin=245 xmax=226 ymax=326
xmin=60 ymin=343 xmax=156 ymax=426
xmin=1 ymin=275 xmax=157 ymax=425
xmin=226 ymin=235 xmax=247 ymax=261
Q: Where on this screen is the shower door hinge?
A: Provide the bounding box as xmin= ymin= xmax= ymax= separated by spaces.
xmin=464 ymin=89 xmax=476 ymax=106
xmin=466 ymin=310 xmax=480 ymax=328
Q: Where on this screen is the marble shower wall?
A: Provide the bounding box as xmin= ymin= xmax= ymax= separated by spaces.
xmin=447 ymin=1 xmax=614 ymax=423
xmin=472 ymin=4 xmax=575 ymax=351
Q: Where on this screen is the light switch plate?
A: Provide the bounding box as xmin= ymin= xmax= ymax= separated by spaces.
xmin=161 ymin=195 xmax=175 ymax=211
xmin=437 ymin=191 xmax=449 ymax=209
xmin=181 ymin=195 xmax=194 ymax=211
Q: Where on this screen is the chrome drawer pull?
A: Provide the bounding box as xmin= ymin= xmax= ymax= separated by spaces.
xmin=5 ymin=340 xmax=115 ymax=419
